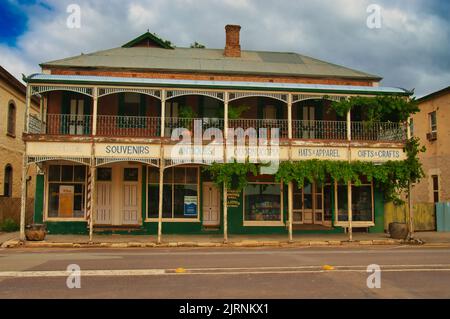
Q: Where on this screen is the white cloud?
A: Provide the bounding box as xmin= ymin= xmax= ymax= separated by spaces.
xmin=0 ymin=0 xmax=448 ymax=96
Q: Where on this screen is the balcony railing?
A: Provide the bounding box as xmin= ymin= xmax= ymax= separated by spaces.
xmin=351 ymin=121 xmax=407 ymax=142
xmin=164 ymin=117 xmax=224 ymax=137
xmin=30 ymin=114 xmax=407 ymax=142
xmin=96 ymin=115 xmax=161 ymax=138
xmin=292 ymin=120 xmax=347 ymax=140
xmin=45 ymin=114 xmax=93 ymax=135
xmin=228 ymin=119 xmax=289 ymax=139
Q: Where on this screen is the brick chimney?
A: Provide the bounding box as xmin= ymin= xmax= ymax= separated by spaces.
xmin=224 ymin=24 xmax=241 ymax=57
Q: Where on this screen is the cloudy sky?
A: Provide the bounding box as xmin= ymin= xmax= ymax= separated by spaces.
xmin=0 ymin=0 xmax=449 ymax=97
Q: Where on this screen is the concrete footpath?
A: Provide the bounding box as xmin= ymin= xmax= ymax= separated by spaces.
xmin=1 ymin=231 xmax=450 ymax=249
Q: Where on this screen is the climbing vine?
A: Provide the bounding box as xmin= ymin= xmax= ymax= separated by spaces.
xmin=203 ymin=161 xmax=259 ymax=191
xmin=274 ymin=137 xmax=425 ymax=204
xmin=202 ymin=137 xmax=425 ymax=204
xmin=331 ymin=95 xmax=419 ymax=122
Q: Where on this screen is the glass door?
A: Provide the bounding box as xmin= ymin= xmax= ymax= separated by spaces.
xmin=292 ymin=182 xmax=324 ymax=225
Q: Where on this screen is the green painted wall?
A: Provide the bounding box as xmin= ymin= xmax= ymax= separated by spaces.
xmin=370 ymin=189 xmax=385 ymax=233
xmin=46 ymin=222 xmax=88 ymax=235
xmin=33 ymin=174 xmax=45 ymax=224
xmin=32 ymin=167 xmax=385 ymax=235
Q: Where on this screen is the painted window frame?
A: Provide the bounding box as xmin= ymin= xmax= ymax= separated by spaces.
xmin=243 ymin=179 xmax=284 ymax=227
xmin=431 ymin=175 xmax=440 ymax=203
xmin=334 ymin=179 xmax=375 ymax=227
xmin=44 ymin=162 xmax=88 ymax=222
xmin=3 ymin=164 xmax=13 ymax=197
xmin=146 ymin=165 xmax=201 ymax=222
xmin=428 ymin=111 xmax=437 ymax=133
xmin=6 ymin=100 xmax=16 ymax=137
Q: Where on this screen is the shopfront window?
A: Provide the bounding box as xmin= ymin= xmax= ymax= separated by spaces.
xmin=336 ymin=178 xmax=373 ymax=223
xmin=244 ymin=177 xmax=282 ymax=223
xmin=48 ymin=165 xmax=86 ymax=218
xmin=147 ymin=166 xmax=199 ymax=220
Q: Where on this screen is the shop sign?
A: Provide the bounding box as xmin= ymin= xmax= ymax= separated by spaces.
xmin=184 ymin=196 xmax=198 ymax=216
xmin=227 ymin=190 xmax=241 ymax=208
xmin=292 ymin=147 xmax=348 ymax=160
xmin=352 ymin=148 xmax=406 ymax=161
xmin=58 ymin=185 xmax=74 ymax=217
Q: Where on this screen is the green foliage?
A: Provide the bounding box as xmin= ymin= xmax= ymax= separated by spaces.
xmin=217 ymin=105 xmax=250 ymax=119
xmin=275 ymin=137 xmax=425 ymax=204
xmin=178 ymin=106 xmax=198 ymax=119
xmin=203 ymin=161 xmax=259 ymax=191
xmin=331 ymin=96 xmax=419 ymax=122
xmin=0 ymin=218 xmax=19 ymax=233
xmin=190 ymin=42 xmax=206 ymax=48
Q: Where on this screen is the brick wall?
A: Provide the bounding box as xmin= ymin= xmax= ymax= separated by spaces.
xmin=48 ymin=68 xmax=376 ymax=87
xmin=411 ymin=91 xmax=450 ymax=203
xmin=0 ymin=78 xmax=38 ymax=198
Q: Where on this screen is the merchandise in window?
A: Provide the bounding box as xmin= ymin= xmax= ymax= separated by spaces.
xmin=47 ymin=165 xmax=86 ymax=219
xmin=148 ymin=167 xmax=199 ymax=220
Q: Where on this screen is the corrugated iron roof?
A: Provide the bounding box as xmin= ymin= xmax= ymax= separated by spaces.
xmin=26 ymin=73 xmax=409 ymax=95
xmin=41 ymin=47 xmax=382 ymax=80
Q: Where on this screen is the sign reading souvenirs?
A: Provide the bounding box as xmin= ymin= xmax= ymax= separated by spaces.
xmin=96 ymin=144 xmax=160 ymax=158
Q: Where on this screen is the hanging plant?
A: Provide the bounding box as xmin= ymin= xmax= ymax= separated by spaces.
xmin=331 ymin=96 xmax=419 ymax=122
xmin=203 ymin=161 xmax=259 ymax=191
xmin=275 ymin=137 xmax=425 ymax=204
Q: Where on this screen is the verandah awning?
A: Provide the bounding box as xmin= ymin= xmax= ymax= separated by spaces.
xmin=24 ymin=73 xmax=412 ymax=96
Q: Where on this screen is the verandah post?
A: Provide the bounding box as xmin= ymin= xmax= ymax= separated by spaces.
xmin=89 ymin=164 xmax=96 ymax=241
xmin=19 ymin=156 xmax=28 ymax=241
xmin=92 ymin=87 xmax=98 ymax=135
xmin=346 ymin=108 xmax=353 ymax=241
xmin=223 ymin=185 xmax=228 ymax=243
xmin=348 ymin=180 xmax=353 ymax=241
xmin=288 ymin=181 xmax=293 ymax=242
xmin=157 ymin=147 xmax=165 ymax=244
xmin=20 ymin=85 xmax=32 ymax=241
xmin=160 ymin=90 xmax=166 ymax=138
xmin=223 ymin=92 xmax=229 ymax=243
xmin=287 ymin=94 xmax=292 ymax=139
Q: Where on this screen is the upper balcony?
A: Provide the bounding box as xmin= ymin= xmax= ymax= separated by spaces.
xmin=26 ymin=90 xmax=407 ymax=143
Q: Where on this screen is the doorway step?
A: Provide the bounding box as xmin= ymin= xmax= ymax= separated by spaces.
xmin=292 ymin=224 xmax=333 ymax=231
xmin=93 ymin=225 xmax=144 ymax=234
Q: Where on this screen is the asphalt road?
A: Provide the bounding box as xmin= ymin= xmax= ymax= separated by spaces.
xmin=0 ymin=245 xmax=450 ymax=299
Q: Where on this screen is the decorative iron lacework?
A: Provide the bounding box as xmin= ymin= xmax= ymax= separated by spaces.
xmin=95 ymin=157 xmax=159 ymax=167
xmin=292 ymin=94 xmax=346 ymax=104
xmin=27 ymin=156 xmax=91 ymax=166
xmin=31 ymin=85 xmax=93 ymax=97
xmin=228 ymin=92 xmax=288 ymax=103
xmin=166 ymin=90 xmax=224 ymax=101
xmin=98 ymin=87 xmax=161 ymax=99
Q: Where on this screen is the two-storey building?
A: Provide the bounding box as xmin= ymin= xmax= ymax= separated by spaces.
xmin=20 ymin=25 xmax=410 ymax=241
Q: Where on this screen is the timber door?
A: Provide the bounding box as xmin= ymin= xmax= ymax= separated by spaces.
xmin=121 ymin=167 xmax=140 ymax=225
xmin=202 ymin=182 xmax=220 ymax=226
xmin=293 ymin=182 xmax=324 ymax=225
xmin=95 ymin=168 xmax=113 ymax=224
xmin=69 ymin=98 xmax=86 ymax=135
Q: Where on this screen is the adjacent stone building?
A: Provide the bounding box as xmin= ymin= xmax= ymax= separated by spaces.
xmin=0 ymin=66 xmax=39 ymax=224
xmin=411 ymin=86 xmax=450 ymax=204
